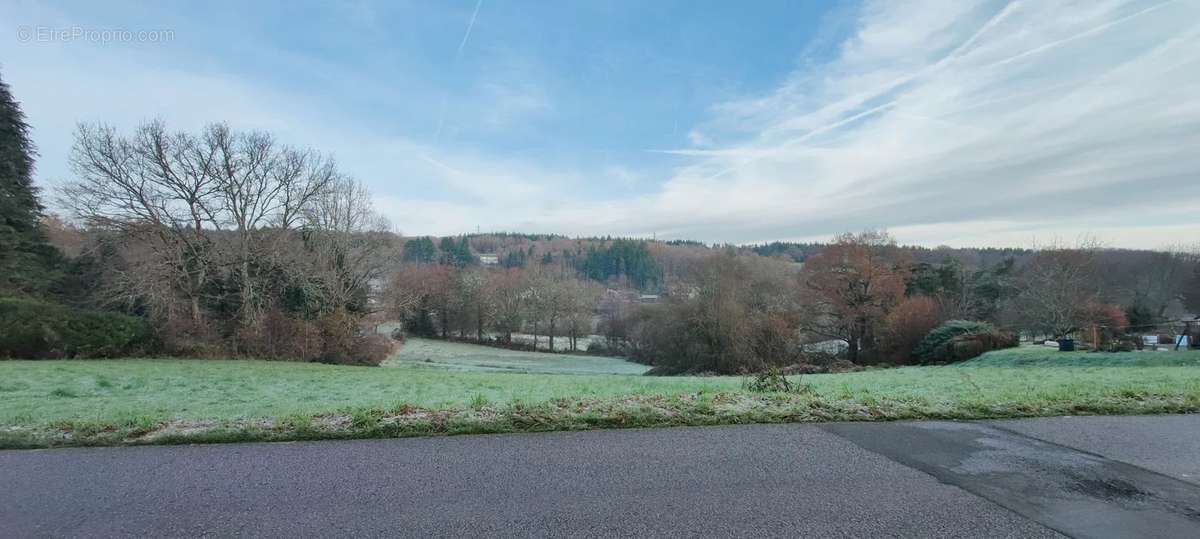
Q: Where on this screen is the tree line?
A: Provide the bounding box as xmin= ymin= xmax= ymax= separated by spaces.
xmin=4 ymin=68 xmax=1198 ymax=370
xmin=387 ymin=264 xmax=601 ymax=352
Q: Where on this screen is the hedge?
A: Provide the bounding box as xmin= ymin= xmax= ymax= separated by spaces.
xmin=0 ymin=297 xmax=155 ymax=359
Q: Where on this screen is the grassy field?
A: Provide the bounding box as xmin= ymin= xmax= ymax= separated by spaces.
xmin=2 ymin=344 xmax=1199 ymax=448
xmin=387 ymin=338 xmax=649 ymax=374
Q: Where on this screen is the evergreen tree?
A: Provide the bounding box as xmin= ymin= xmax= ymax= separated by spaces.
xmin=0 ymin=72 xmax=58 ymax=296
xmin=455 ymin=237 xmax=474 ymax=267
xmin=438 ymin=237 xmax=457 ymax=265
xmin=578 ymin=239 xmax=661 ymax=290
xmin=402 ymin=236 xmax=436 ymax=264
xmin=501 ymin=249 xmax=527 ymax=268
xmin=436 ymin=236 xmax=475 ymax=267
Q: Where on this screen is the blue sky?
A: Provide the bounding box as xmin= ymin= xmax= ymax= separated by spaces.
xmin=3 ymin=0 xmax=1199 ymax=247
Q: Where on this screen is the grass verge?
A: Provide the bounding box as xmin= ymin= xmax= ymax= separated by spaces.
xmin=3 ymin=390 xmax=1197 ymax=450
xmin=2 ymin=346 xmax=1199 ymax=449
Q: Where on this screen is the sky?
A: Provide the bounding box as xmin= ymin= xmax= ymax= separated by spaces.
xmin=3 ymin=0 xmax=1199 ymax=248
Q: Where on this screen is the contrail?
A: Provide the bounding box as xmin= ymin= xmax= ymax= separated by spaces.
xmin=986 ymin=0 xmax=1177 ymax=69
xmin=455 ymin=0 xmax=484 ymax=63
xmin=687 ymin=1 xmax=1022 ymax=182
xmin=436 ymin=0 xmax=484 ymax=141
xmin=693 ymin=0 xmax=1176 ymax=183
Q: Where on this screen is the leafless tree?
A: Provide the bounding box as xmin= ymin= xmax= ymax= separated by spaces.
xmin=563 ymin=278 xmax=602 ymax=351
xmin=487 ymin=267 xmax=531 ymax=343
xmin=63 ymin=121 xmax=219 ymax=323
xmin=1003 ymin=241 xmax=1103 ymax=338
xmin=62 ymin=121 xmax=338 ymax=327
xmin=302 ymin=176 xmax=395 ymax=315
xmin=204 ymin=123 xmax=334 ymax=323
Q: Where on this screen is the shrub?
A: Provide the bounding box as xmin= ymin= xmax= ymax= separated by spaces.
xmin=228 ymin=307 xmax=389 ymax=366
xmin=914 ymin=320 xmax=1016 ymax=364
xmin=585 ymin=340 xmax=625 ymax=357
xmin=1084 ymin=302 xmax=1129 ymax=330
xmin=743 ymin=367 xmax=812 ymax=394
xmin=159 ymin=316 xmax=226 ymax=357
xmin=881 ymin=296 xmax=941 ymax=364
xmin=0 ymin=297 xmax=154 ymax=359
xmin=318 ymin=333 xmax=392 ymax=367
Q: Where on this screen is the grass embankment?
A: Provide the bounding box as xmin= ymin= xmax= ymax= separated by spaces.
xmin=2 ymin=344 xmax=1199 ymax=449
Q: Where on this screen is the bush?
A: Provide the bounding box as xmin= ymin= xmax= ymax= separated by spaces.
xmin=881 ymin=296 xmax=941 ymax=364
xmin=743 ymin=367 xmax=812 ymax=394
xmin=585 ymin=340 xmax=625 ymax=357
xmin=914 ymin=320 xmax=1016 ymax=364
xmin=317 ymin=333 xmax=392 ymax=367
xmin=229 ymin=308 xmax=390 ymax=366
xmin=0 ymin=297 xmax=154 ymax=359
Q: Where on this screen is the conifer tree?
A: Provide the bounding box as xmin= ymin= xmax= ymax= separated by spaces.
xmin=0 ymin=72 xmax=58 ymax=295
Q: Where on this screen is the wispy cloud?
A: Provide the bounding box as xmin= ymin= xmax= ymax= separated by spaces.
xmin=5 ymin=0 xmax=1198 ymax=248
xmin=626 ymin=0 xmax=1200 ymax=247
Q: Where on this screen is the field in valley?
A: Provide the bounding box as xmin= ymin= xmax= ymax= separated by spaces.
xmin=2 ymin=341 xmax=1199 ymax=448
xmin=387 ymin=338 xmax=649 ymax=375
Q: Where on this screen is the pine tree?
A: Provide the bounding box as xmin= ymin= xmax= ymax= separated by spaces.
xmin=0 ymin=72 xmax=58 ymax=296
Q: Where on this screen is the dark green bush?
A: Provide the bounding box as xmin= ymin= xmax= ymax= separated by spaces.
xmin=914 ymin=320 xmax=1016 ymax=364
xmin=0 ymin=297 xmax=154 ymax=359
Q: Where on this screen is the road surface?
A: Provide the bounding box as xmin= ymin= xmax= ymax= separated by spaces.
xmin=3 ymin=415 xmax=1200 ymax=538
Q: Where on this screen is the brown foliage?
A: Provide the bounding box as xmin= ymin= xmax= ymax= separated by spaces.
xmin=627 ymin=253 xmax=802 ymax=374
xmin=881 ymin=295 xmax=941 ymax=364
xmin=1084 ymin=302 xmax=1129 ymax=329
xmin=798 ymin=231 xmax=908 ymax=363
xmin=224 ymin=308 xmax=389 ymax=366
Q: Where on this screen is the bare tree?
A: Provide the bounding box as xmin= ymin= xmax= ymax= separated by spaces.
xmin=205 ymin=124 xmax=334 ymax=324
xmin=1003 ymin=242 xmax=1102 ymax=338
xmin=56 ymin=119 xmax=407 ymax=362
xmin=563 ymin=278 xmax=601 ymax=351
xmin=63 ymin=121 xmax=219 ymax=323
xmin=63 ymin=120 xmax=338 ymax=328
xmin=386 ymin=264 xmax=453 ymax=337
xmin=446 ymin=268 xmax=490 ymax=340
xmin=487 ymin=267 xmax=530 ymax=343
xmin=302 ymin=176 xmax=395 ymax=315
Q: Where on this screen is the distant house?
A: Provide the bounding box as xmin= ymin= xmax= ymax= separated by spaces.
xmin=638 ymin=294 xmax=660 ymax=304
xmin=479 ymin=254 xmax=499 ymax=266
xmin=366 ymin=277 xmax=384 ymax=305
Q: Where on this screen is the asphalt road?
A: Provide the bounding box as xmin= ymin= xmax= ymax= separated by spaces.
xmin=3 ymin=415 xmax=1200 ymax=538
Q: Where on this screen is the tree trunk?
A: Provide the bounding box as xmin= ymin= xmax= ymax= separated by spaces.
xmin=847 ymin=324 xmax=861 ymax=364
xmin=239 ymin=237 xmax=254 ymax=325
xmin=549 ymin=318 xmax=556 ymax=351
xmin=191 ymin=296 xmax=202 ymax=325
xmin=476 ymin=304 xmax=484 ymax=342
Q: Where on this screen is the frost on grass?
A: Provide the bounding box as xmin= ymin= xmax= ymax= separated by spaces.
xmin=4 ymin=390 xmax=1200 ymax=449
